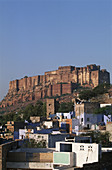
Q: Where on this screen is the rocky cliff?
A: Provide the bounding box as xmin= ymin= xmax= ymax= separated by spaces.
xmin=0 ymin=64 xmax=110 ymax=108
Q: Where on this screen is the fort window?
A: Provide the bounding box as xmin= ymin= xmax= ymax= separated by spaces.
xmin=81 ymin=118 xmax=83 ymax=122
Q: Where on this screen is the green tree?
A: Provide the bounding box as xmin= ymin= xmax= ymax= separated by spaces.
xmin=33 ymin=100 xmax=46 ymax=117
xmin=94 ymin=106 xmax=112 ymax=115
xmin=81 ymin=131 xmax=111 ymax=147
xmin=79 ymin=90 xmax=95 ymax=101
xmin=58 ymin=102 xmax=74 ymax=113
xmin=23 ymin=104 xmax=34 ymax=121
xmin=79 ymin=83 xmax=111 ymax=101
xmin=0 ymin=100 xmax=47 ymax=125
xmin=13 ymin=114 xmax=22 ymax=122
xmin=23 ymin=139 xmax=46 ymax=148
xmin=93 ymin=83 xmax=110 ymax=96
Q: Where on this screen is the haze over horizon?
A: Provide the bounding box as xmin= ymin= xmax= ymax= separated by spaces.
xmin=0 ymin=0 xmax=112 ymax=101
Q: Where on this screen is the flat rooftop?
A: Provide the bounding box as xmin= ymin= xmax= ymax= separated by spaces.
xmin=9 ymin=147 xmax=55 ymax=153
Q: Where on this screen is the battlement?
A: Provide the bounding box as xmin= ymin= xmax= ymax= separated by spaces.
xmin=87 ymin=64 xmax=100 ymax=71
xmin=45 ymin=70 xmax=57 ymax=75
xmin=101 ymin=69 xmax=107 ymax=72
xmin=58 ymin=66 xmax=75 ymax=72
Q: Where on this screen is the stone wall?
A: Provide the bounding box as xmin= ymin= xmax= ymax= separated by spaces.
xmin=106 ymin=122 xmax=112 ymax=142
xmin=0 ymin=140 xmax=22 ymax=170
xmin=7 ymin=152 xmax=53 ymax=163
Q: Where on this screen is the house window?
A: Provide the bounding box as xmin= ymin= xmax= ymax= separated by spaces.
xmin=60 ymin=144 xmax=72 ymax=152
xmin=88 ymin=145 xmax=93 ymax=151
xmin=80 ymin=145 xmax=84 ymax=151
xmin=81 ymin=118 xmax=83 ymax=122
xmin=87 ymin=124 xmax=90 ymax=129
xmin=87 ymin=118 xmax=89 ymax=121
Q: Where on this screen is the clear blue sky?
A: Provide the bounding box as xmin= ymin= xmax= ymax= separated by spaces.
xmin=0 ymin=0 xmax=112 ymax=101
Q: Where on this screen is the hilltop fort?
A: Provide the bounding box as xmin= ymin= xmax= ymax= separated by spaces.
xmin=0 ymin=64 xmax=110 ymax=108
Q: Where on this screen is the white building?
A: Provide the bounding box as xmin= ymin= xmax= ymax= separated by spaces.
xmin=29 ymin=131 xmax=69 ymax=148
xmin=75 ymin=102 xmax=103 ymax=129
xmin=29 ymin=133 xmax=49 ymax=147
xmin=100 ymin=103 xmax=112 ymax=108
xmin=19 ymin=129 xmax=26 ymax=139
xmin=43 ymin=120 xmax=53 ymax=129
xmin=53 ymin=141 xmax=101 ymax=168
xmin=76 ymin=112 xmax=104 ymax=129
xmin=56 ymin=111 xmax=75 ymax=119
xmin=104 ymin=115 xmax=112 ymax=124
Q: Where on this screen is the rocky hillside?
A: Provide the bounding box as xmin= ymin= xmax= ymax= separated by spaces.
xmin=91 ymin=86 xmax=112 ymax=103
xmin=0 ymin=86 xmax=112 ymax=116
